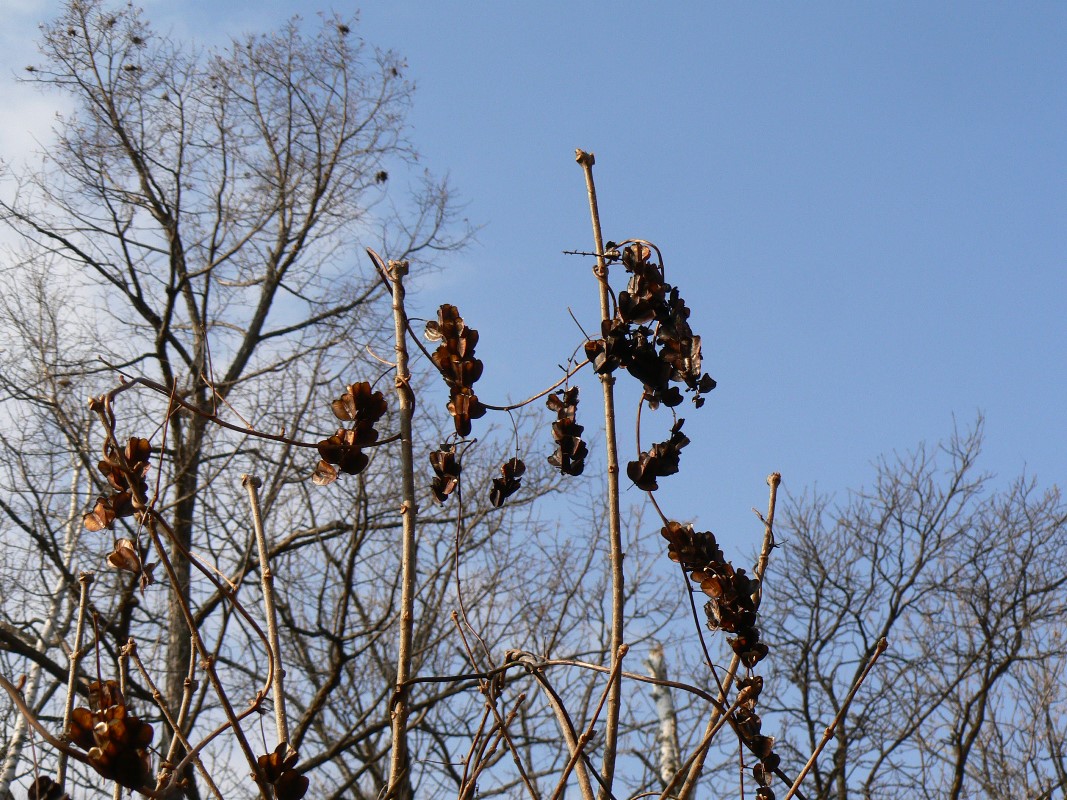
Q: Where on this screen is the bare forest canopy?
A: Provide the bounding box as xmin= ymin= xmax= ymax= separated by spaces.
xmin=1 ymin=3 xmax=1066 ymax=800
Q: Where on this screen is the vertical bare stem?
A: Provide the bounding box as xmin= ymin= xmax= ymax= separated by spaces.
xmin=754 ymin=472 xmax=781 ymax=605
xmin=383 ymin=255 xmax=418 ymax=800
xmin=243 ymin=473 xmax=289 ymax=747
xmin=575 ymin=148 xmax=625 ymax=799
xmin=165 ymin=638 xmax=198 ymax=768
xmin=57 ymin=571 xmax=92 ymax=787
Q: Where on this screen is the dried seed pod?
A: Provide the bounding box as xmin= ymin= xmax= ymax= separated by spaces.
xmin=258 ymin=742 xmax=309 ymax=800
xmin=84 ymin=437 xmax=153 ymax=531
xmin=317 ymin=429 xmax=370 ymax=476
xmin=311 ymin=459 xmax=339 ymax=486
xmin=68 ymin=681 xmax=154 ymax=790
xmin=627 ymin=419 xmax=689 ymax=491
xmin=106 ymin=538 xmax=156 ymax=588
xmin=586 ymin=243 xmax=716 ymax=406
xmin=546 ymin=387 xmax=587 ymax=476
xmin=276 ymin=770 xmax=310 ymax=800
xmin=660 ymin=520 xmax=768 ymax=667
xmin=427 ymin=305 xmax=487 ymax=436
xmin=259 ymin=742 xmax=298 ymax=783
xmin=661 ymin=520 xmax=726 ymax=572
xmin=749 ymin=734 xmax=776 ymax=760
xmin=489 ymin=457 xmax=525 ymax=508
xmin=429 ymin=444 xmax=462 ymax=503
xmin=737 ymin=675 xmax=764 ymax=709
xmin=618 ymin=243 xmax=668 ymax=324
xmin=27 ymin=776 xmax=69 ymax=800
xmin=313 ymin=382 xmax=388 ymax=484
xmin=330 ymin=382 xmax=387 ymax=425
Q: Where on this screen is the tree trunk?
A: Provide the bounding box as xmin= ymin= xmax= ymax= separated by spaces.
xmin=163 ymin=414 xmax=207 ymax=800
xmin=646 ymin=642 xmax=681 ymax=790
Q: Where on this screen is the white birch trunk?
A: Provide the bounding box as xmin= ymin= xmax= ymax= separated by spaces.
xmin=646 ymin=641 xmax=681 ymax=790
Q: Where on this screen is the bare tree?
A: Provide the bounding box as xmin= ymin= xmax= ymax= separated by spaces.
xmin=0 ymin=9 xmax=927 ymax=794
xmin=0 ymin=133 xmax=759 ymax=800
xmin=0 ymin=10 xmax=677 ymax=800
xmin=0 ymin=0 xmax=471 ymax=795
xmin=763 ymin=420 xmax=1067 ymax=800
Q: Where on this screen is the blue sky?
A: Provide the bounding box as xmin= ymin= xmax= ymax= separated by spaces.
xmin=3 ymin=2 xmax=1065 ymax=552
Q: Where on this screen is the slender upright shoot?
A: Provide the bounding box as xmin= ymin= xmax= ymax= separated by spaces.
xmin=575 ymin=148 xmax=625 ymax=797
xmin=383 ymin=255 xmax=418 ymax=800
xmin=57 ymin=572 xmax=93 ymax=787
xmin=243 ymin=473 xmax=289 ymax=747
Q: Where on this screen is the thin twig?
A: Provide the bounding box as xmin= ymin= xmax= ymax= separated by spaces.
xmin=57 ymin=572 xmax=92 ymax=786
xmin=461 ymin=711 xmax=516 ymax=800
xmin=459 ymin=703 xmax=493 ymax=795
xmin=448 ymin=493 xmax=542 ymax=797
xmin=94 ymin=371 xmax=398 ymax=451
xmin=516 ymin=656 xmax=595 ymax=800
xmin=202 ymin=370 xmax=254 ymax=429
xmin=0 ymin=674 xmax=90 ymax=766
xmin=657 ymin=680 xmax=761 ymax=800
xmin=481 ymin=360 xmax=590 ymax=411
xmin=781 ymin=638 xmax=889 ymax=800
xmin=753 ymin=473 xmax=781 ymax=607
xmin=244 ymin=474 xmax=289 ymax=747
xmin=165 ymin=638 xmax=198 ymax=769
xmin=402 ymin=655 xmax=727 ymax=708
xmin=450 ymin=480 xmax=495 ymax=671
xmin=126 ymin=641 xmax=223 ymax=800
xmin=549 ymin=644 xmax=629 ymax=800
xmin=680 ymin=565 xmax=724 ymax=694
